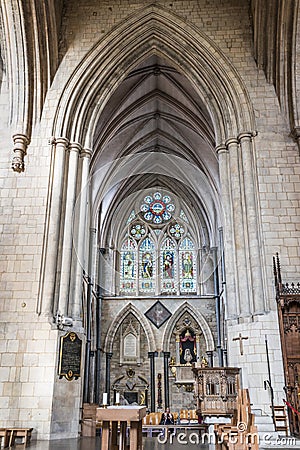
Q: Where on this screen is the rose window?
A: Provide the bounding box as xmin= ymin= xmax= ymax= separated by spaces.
xmin=140 ymin=192 xmax=175 ymax=224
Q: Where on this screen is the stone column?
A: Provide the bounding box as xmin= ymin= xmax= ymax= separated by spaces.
xmin=175 ymin=334 xmax=181 ymax=363
xmin=58 ymin=142 xmax=80 ymax=315
xmin=196 ymin=334 xmax=201 ymax=360
xmin=72 ymin=149 xmax=92 ymax=319
xmin=105 ymin=352 xmax=113 ymax=405
xmin=226 ymin=137 xmax=250 ymax=317
xmin=216 ymin=144 xmax=238 ymax=319
xmin=206 ymin=350 xmax=213 ymax=367
xmin=163 ymin=351 xmax=170 ymax=408
xmin=238 ymin=132 xmax=265 ymax=314
xmin=41 ymin=137 xmax=68 ymax=315
xmin=148 ymin=352 xmax=157 ymax=412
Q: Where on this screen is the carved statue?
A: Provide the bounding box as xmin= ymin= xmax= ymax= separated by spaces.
xmin=184 ymin=348 xmax=193 ymax=364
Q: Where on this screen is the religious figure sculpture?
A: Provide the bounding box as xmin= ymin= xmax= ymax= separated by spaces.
xmin=201 ymin=356 xmax=208 ymax=368
xmin=183 ymin=348 xmax=193 ymax=364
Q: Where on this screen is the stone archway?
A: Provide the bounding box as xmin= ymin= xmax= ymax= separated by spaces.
xmin=162 ymin=301 xmax=215 ymax=354
xmin=104 ymin=302 xmax=156 ymax=353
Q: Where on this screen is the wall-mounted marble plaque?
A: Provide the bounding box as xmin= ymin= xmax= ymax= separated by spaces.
xmin=58 ymin=332 xmax=82 ymax=381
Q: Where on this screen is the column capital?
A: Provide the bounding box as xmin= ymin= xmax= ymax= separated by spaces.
xmin=148 ymin=351 xmax=158 ymax=358
xmin=216 ymin=144 xmax=228 ymax=155
xmin=106 ymin=352 xmax=113 ymax=359
xmin=163 ymin=351 xmax=170 ymax=358
xmin=68 ymin=142 xmax=82 ymax=153
xmin=53 ymin=137 xmax=70 ymax=147
xmin=225 ymin=137 xmax=239 ymax=148
xmin=81 ymin=148 xmax=92 ymax=159
xmin=238 ymin=131 xmax=257 ymax=143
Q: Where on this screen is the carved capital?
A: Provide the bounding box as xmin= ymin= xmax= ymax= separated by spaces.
xmin=81 ymin=148 xmax=92 ymax=159
xmin=291 ymin=127 xmax=300 ymax=153
xmin=68 ymin=142 xmax=82 ymax=154
xmin=11 ymin=133 xmax=30 ymax=173
xmin=216 ymin=144 xmax=228 ymax=155
xmin=225 ymin=137 xmax=239 ymax=148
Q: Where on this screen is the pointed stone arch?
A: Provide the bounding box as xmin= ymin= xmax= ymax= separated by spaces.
xmin=52 ymin=4 xmax=255 ymax=147
xmin=161 ymin=301 xmax=214 ymax=352
xmin=104 ymin=302 xmax=156 ymax=353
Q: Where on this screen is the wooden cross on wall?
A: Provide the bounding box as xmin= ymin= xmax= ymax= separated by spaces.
xmin=232 ymin=333 xmax=248 ymax=355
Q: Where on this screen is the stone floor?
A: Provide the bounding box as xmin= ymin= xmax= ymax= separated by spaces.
xmin=19 ymin=434 xmax=300 ymax=450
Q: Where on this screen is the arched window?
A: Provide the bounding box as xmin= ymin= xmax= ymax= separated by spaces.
xmin=161 ymin=237 xmax=176 ymax=293
xmin=120 ymin=237 xmax=137 ymax=294
xmin=119 ymin=191 xmax=197 ymax=295
xmin=179 ymin=237 xmax=197 ymax=293
xmin=139 ymin=237 xmax=155 ymax=293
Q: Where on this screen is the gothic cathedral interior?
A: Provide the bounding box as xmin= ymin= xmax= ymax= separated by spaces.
xmin=1 ymin=0 xmax=300 ymax=442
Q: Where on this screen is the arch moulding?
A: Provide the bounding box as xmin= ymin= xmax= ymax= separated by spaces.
xmin=104 ymin=302 xmax=156 ymax=353
xmin=161 ymin=302 xmax=215 ymax=352
xmin=52 ymin=4 xmax=255 ymax=148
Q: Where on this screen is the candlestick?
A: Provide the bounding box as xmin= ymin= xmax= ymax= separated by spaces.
xmin=115 ymin=392 xmax=120 ymax=405
xmin=102 ymin=392 xmax=108 ymax=407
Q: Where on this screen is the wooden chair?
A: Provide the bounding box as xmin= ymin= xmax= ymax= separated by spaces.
xmin=7 ymin=428 xmax=33 ymax=447
xmin=0 ymin=429 xmax=10 ymax=448
xmin=180 ymin=409 xmax=189 ymax=420
xmin=214 ymin=389 xmax=259 ymax=450
xmin=189 ymin=409 xmax=197 ymax=420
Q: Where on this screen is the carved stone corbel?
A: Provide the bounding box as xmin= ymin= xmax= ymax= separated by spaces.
xmin=291 ymin=126 xmax=300 ymax=153
xmin=11 ymin=133 xmax=30 ymax=172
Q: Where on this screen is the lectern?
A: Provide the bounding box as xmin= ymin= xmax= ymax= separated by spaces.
xmin=96 ymin=405 xmax=146 ymax=450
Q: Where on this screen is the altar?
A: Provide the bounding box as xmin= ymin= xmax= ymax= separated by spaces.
xmin=96 ymin=405 xmax=146 ymax=450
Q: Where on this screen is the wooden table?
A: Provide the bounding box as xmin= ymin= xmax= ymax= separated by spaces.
xmin=97 ymin=406 xmax=146 ymax=450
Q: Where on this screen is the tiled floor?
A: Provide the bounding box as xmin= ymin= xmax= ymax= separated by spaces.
xmin=21 ymin=434 xmax=300 ymax=450
xmin=26 ymin=436 xmax=212 ymax=450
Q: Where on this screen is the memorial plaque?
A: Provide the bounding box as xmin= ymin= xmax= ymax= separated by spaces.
xmin=58 ymin=332 xmax=82 ymax=381
xmin=145 ymin=300 xmax=171 ymax=328
xmin=124 ymin=333 xmax=137 ymax=357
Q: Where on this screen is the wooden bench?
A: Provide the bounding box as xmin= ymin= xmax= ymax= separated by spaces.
xmin=0 ymin=429 xmax=10 ymax=448
xmin=0 ymin=428 xmax=33 ymax=448
xmin=214 ymin=389 xmax=259 ymax=450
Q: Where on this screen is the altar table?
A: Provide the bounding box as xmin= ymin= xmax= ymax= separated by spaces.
xmin=96 ymin=405 xmax=146 ymax=450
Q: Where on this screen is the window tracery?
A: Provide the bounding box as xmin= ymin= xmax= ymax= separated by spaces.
xmin=119 ymin=191 xmax=198 ymax=296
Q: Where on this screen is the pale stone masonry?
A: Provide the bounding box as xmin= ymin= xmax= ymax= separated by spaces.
xmin=0 ymin=0 xmax=300 ymax=441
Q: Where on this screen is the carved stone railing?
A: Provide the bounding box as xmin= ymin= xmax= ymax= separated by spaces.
xmin=193 ymin=366 xmax=241 ymax=416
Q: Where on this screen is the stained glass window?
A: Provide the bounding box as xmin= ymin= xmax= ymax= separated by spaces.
xmin=169 ymin=222 xmax=185 ymax=239
xmin=119 ymin=192 xmax=198 ymax=296
xmin=140 ymin=192 xmax=175 ymax=224
xmin=127 ymin=210 xmax=136 ymax=224
xmin=130 ymin=222 xmax=146 ymax=240
xmin=161 ymin=237 xmax=176 ymax=293
xmin=120 ymin=237 xmax=137 ymax=293
xmin=139 ymin=237 xmax=155 ymax=293
xmin=179 ymin=237 xmax=197 ymax=293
